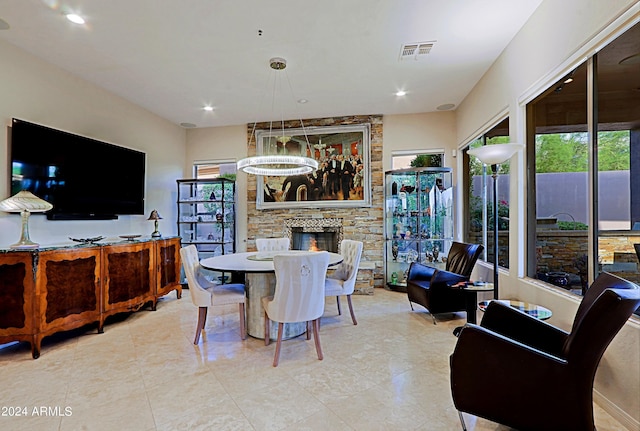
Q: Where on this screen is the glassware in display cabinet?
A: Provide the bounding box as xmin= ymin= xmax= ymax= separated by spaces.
xmin=177 ymin=178 xmax=236 ymax=262
xmin=384 ymin=167 xmax=453 ymax=291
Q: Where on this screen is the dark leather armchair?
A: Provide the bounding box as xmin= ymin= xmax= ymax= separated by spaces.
xmin=450 ymin=272 xmax=640 ymax=431
xmin=406 ymin=241 xmax=483 ymax=323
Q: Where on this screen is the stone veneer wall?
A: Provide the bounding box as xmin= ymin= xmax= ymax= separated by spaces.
xmin=246 ymin=115 xmax=384 ymax=289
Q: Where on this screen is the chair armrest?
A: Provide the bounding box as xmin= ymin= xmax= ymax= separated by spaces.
xmin=407 ymin=262 xmax=437 ymax=281
xmin=480 ymin=300 xmax=569 ymax=357
xmin=431 ymin=269 xmax=468 ymax=286
xmin=450 ymin=324 xmax=569 ymax=419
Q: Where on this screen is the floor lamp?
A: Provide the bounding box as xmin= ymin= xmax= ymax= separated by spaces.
xmin=467 ymin=143 xmax=522 ymax=299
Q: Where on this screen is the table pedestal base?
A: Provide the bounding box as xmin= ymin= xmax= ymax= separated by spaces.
xmin=245 ymin=273 xmax=307 ymax=340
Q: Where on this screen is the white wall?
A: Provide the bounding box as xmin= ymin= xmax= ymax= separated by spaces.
xmin=456 ymin=0 xmax=640 ymax=428
xmin=0 ymin=39 xmax=186 ymax=246
xmin=382 ymin=111 xmax=457 ymax=172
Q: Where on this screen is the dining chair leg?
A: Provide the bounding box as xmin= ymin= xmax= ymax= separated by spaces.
xmin=273 ymin=322 xmax=284 ymax=367
xmin=312 ymin=318 xmax=323 ymax=361
xmin=194 ymin=306 xmax=207 ymax=344
xmin=239 ymin=303 xmax=246 ymax=340
xmin=306 ymin=321 xmax=311 ymax=340
xmin=336 ymin=296 xmax=342 ymax=315
xmin=346 ymin=295 xmax=357 ymax=325
xmin=264 ymin=314 xmax=270 ymax=346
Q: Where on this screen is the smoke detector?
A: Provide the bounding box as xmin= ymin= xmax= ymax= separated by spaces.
xmin=399 ymin=41 xmax=436 ymax=61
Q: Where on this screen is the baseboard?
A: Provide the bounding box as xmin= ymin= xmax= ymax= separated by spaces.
xmin=593 ymin=389 xmax=639 ymax=431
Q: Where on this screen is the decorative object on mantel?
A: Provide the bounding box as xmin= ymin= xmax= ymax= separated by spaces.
xmin=69 ymin=236 xmax=105 ymax=244
xmin=236 ymin=57 xmax=318 ymax=176
xmin=119 ymin=234 xmax=142 ymax=241
xmin=147 ymin=209 xmax=163 ymax=238
xmin=0 ymin=190 xmax=53 ymax=249
xmin=467 ymin=143 xmax=522 ymax=299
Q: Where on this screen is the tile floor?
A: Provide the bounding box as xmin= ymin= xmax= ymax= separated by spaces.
xmin=0 ymin=288 xmax=627 ymax=431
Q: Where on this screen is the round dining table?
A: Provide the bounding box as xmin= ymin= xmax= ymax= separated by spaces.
xmin=200 ymin=251 xmax=343 ymax=340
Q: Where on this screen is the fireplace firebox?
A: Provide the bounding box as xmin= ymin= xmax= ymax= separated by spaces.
xmin=285 ymin=218 xmax=343 ymax=253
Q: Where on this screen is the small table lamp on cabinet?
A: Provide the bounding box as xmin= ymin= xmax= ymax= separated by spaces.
xmin=467 ymin=143 xmax=522 ymax=299
xmin=147 ymin=209 xmax=163 ymax=238
xmin=0 ymin=190 xmax=53 ymax=249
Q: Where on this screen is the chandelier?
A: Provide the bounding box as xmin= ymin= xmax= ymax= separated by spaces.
xmin=237 ymin=57 xmax=318 ymax=176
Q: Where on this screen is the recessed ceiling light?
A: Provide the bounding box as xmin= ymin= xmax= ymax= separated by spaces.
xmin=203 ymin=106 xmax=214 ymax=111
xmin=66 ymin=14 xmax=85 ymax=25
xmin=436 ymin=103 xmax=456 ymax=111
xmin=297 ymin=99 xmax=308 ymax=104
xmin=180 ymin=122 xmax=197 ymax=128
xmin=395 ymin=90 xmax=407 ymax=97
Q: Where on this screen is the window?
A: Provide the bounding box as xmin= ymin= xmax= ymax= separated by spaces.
xmin=526 ymin=21 xmax=639 ymax=305
xmin=391 ymin=151 xmax=444 ymax=170
xmin=194 ymin=161 xmax=237 ymax=179
xmin=463 ymin=118 xmax=511 ymax=268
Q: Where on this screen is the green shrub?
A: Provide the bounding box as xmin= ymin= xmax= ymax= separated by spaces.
xmin=558 ymin=220 xmax=588 ymax=230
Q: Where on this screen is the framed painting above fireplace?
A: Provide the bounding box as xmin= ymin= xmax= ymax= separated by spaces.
xmin=256 ymin=124 xmax=371 ymax=209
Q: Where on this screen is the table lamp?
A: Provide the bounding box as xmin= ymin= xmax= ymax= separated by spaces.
xmin=0 ymin=190 xmax=53 ymax=248
xmin=467 ymin=143 xmax=522 ymax=299
xmin=147 ymin=209 xmax=163 ymax=238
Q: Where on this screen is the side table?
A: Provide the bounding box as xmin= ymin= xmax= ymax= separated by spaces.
xmin=478 ymin=299 xmax=552 ymax=320
xmin=462 ymin=283 xmax=494 ymax=324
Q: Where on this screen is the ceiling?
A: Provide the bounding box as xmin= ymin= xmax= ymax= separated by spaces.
xmin=0 ymin=0 xmax=543 ymax=129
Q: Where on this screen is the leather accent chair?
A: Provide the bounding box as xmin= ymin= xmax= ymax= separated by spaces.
xmin=406 ymin=242 xmax=483 ymax=323
xmin=450 ymin=272 xmax=640 ymax=431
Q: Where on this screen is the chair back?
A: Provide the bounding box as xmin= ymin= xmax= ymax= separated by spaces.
xmin=268 ymin=251 xmax=330 ymax=323
xmin=563 ymin=273 xmax=640 ymax=373
xmin=445 ymin=241 xmax=484 ymax=276
xmin=332 ymin=240 xmax=363 ymax=294
xmin=256 ymin=237 xmax=290 ymax=252
xmin=180 ymin=245 xmax=212 ymax=306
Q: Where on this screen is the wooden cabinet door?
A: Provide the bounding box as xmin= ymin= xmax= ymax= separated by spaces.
xmin=36 ymin=247 xmax=102 ymax=356
xmin=0 ymin=252 xmax=37 ymax=343
xmin=154 ymin=237 xmax=182 ymax=299
xmin=101 ymin=242 xmax=156 ymax=316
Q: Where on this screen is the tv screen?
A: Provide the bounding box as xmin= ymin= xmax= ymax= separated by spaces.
xmin=10 ymin=118 xmax=146 ymax=220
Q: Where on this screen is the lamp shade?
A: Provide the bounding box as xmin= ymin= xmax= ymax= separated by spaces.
xmin=147 ymin=209 xmax=162 ymax=220
xmin=237 ymin=155 xmax=318 ymax=176
xmin=0 ymin=190 xmax=52 ymax=213
xmin=467 ymin=143 xmax=522 ymax=165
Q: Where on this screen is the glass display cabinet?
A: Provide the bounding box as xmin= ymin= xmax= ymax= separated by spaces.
xmin=177 ymin=178 xmax=236 ymax=261
xmin=384 ymin=167 xmax=454 ymax=291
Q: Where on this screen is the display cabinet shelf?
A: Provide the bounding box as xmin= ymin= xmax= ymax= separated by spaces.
xmin=384 ymin=167 xmax=453 ymax=291
xmin=177 ymin=178 xmax=236 ymax=261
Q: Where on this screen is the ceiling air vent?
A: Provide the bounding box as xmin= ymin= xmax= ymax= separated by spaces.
xmin=399 ymin=41 xmax=435 ymax=61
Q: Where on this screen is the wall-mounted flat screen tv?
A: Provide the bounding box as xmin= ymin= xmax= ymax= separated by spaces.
xmin=10 ymin=118 xmax=146 ymax=220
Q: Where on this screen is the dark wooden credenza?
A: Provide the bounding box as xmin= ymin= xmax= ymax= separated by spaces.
xmin=0 ymin=236 xmax=182 ymax=359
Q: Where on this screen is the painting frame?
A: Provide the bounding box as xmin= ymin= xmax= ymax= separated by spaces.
xmin=256 ymin=123 xmax=372 ymax=210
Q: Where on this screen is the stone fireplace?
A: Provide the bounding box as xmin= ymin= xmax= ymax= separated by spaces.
xmin=285 ymin=217 xmax=343 ymax=253
xmin=245 ymin=114 xmax=384 ymax=292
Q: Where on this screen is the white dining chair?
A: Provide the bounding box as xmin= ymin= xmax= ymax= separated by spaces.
xmin=256 ymin=237 xmax=290 ymax=252
xmin=180 ymin=245 xmax=246 ymax=344
xmin=262 ymin=251 xmax=330 ymax=367
xmin=325 ymin=239 xmax=363 ymax=325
